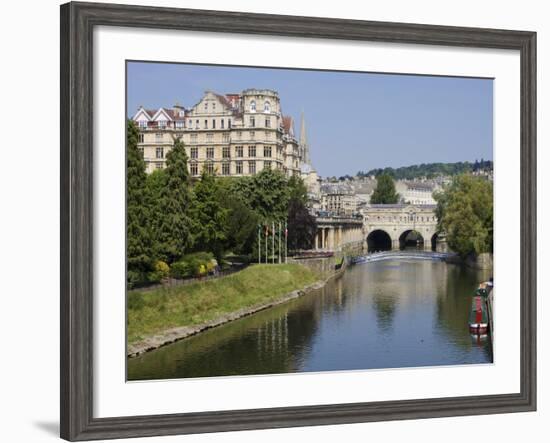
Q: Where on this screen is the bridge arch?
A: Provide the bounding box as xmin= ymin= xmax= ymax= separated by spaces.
xmin=398 ymin=229 xmax=425 ymax=250
xmin=431 ymin=232 xmax=439 ymax=252
xmin=367 ymin=229 xmax=392 ymax=252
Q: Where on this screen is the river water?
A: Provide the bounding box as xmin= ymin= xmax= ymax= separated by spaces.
xmin=127 ymin=260 xmax=493 ymax=381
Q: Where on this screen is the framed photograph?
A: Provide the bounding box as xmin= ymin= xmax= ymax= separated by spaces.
xmin=60 ymin=1 xmax=536 ymax=440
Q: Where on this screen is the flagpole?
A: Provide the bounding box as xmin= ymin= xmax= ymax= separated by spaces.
xmin=271 ymin=221 xmax=275 ymax=264
xmin=278 ymin=221 xmax=281 ymax=264
xmin=285 ymin=220 xmax=288 ymax=264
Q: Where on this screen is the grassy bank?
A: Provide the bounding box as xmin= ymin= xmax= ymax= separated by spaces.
xmin=127 ymin=263 xmax=318 ymax=345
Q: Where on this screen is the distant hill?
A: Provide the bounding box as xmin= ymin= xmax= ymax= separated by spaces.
xmin=356 ymin=160 xmax=493 ymax=180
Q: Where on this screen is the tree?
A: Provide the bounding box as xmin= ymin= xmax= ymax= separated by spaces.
xmin=242 ymin=169 xmax=290 ymax=220
xmin=435 ymin=174 xmax=493 ymax=257
xmin=153 ymin=138 xmax=193 ymax=263
xmin=190 ymin=171 xmax=229 ymax=261
xmin=287 ymin=198 xmax=317 ymax=251
xmin=126 ymin=120 xmax=153 ymax=287
xmin=370 ymin=173 xmax=400 ymax=204
xmin=287 ymin=175 xmax=308 ymax=204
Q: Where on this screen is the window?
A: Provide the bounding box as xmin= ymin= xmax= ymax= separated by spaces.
xmin=212 ymin=119 xmax=216 ymax=129
xmin=228 ymin=119 xmax=232 ymax=128
xmin=248 ymin=145 xmax=256 ymax=157
xmin=204 ymin=120 xmax=208 ymax=129
xmin=236 ymin=161 xmax=243 ymax=174
xmin=155 ymin=132 xmax=163 ymax=141
xmin=176 ymin=121 xmax=184 ymax=129
xmin=138 ymin=134 xmax=144 ymax=143
xmin=206 ymin=147 xmax=214 ymax=159
xmin=212 ymin=102 xmax=216 ymax=111
xmin=250 ymin=131 xmax=255 ymax=139
xmin=158 ymin=120 xmax=167 ymax=129
xmin=190 ymin=162 xmax=198 ymax=176
xmin=138 ymin=121 xmax=147 ymax=129
xmin=264 ymin=161 xmax=272 ymax=170
xmin=190 ymin=134 xmax=198 ymax=143
xmin=222 ymin=147 xmax=230 ymax=158
xmin=188 ymin=119 xmax=193 ymax=128
xmin=265 ymin=131 xmax=270 ymax=140
xmin=206 ymin=162 xmax=215 ymax=174
xmin=236 ymin=131 xmax=242 ymax=139
xmin=196 ymin=119 xmax=200 ymax=129
xmin=265 ymin=118 xmax=271 ymax=128
xmin=250 ymin=117 xmax=255 ymax=127
xmin=206 ymin=133 xmax=214 ymax=142
xmin=138 ymin=147 xmax=144 ymax=157
xmin=156 ymin=147 xmax=164 ymax=159
xmin=250 ymin=100 xmax=256 ymax=112
xmin=190 ymin=147 xmax=198 ymax=159
xmin=204 ymin=102 xmax=208 ymax=111
xmin=155 ymin=162 xmax=163 ymax=170
xmin=264 ymin=101 xmax=271 ymax=112
xmin=263 ymin=146 xmax=272 ymax=158
xmin=248 ymin=161 xmax=256 ymax=174
xmin=222 ymin=163 xmax=230 ymax=175
xmin=222 ymin=133 xmax=230 ymax=142
xmin=236 ymin=146 xmax=243 ymax=157
xmin=221 ymin=119 xmax=224 ymax=129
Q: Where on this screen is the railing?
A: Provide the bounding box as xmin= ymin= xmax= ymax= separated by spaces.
xmin=352 ymin=250 xmax=456 ymax=264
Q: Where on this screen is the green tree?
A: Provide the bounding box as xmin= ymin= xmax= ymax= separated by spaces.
xmin=242 ymin=169 xmax=290 ymax=220
xmin=126 ymin=120 xmax=153 ymax=287
xmin=153 ymin=138 xmax=193 ymax=263
xmin=190 ymin=171 xmax=229 ymax=261
xmin=370 ymin=173 xmax=400 ymax=204
xmin=287 ymin=198 xmax=317 ymax=251
xmin=435 ymin=174 xmax=493 ymax=257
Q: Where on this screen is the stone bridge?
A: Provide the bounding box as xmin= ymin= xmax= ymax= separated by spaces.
xmin=313 ymin=204 xmax=442 ymax=253
xmin=364 ymin=204 xmax=440 ymax=251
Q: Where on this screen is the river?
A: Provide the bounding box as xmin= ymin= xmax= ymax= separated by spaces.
xmin=127 ymin=259 xmax=493 ymax=381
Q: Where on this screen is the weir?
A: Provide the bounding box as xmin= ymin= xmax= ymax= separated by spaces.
xmin=352 ymin=250 xmax=457 ymax=264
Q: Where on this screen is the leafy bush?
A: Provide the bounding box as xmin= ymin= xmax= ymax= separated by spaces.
xmin=147 ymin=260 xmax=170 ymax=283
xmin=170 ymin=252 xmax=216 ymax=279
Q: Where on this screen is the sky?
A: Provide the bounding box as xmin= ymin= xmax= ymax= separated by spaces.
xmin=127 ymin=61 xmax=493 ymax=178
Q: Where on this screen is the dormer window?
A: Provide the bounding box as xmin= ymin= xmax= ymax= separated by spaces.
xmin=250 ymin=100 xmax=256 ymax=112
xmin=158 ymin=120 xmax=167 ymax=129
xmin=264 ymin=101 xmax=271 ymax=112
xmin=138 ymin=121 xmax=147 ymax=129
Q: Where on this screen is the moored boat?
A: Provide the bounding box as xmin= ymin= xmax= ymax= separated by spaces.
xmin=469 ymin=295 xmax=489 ymax=334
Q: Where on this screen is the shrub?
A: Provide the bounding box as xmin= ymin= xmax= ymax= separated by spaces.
xmin=170 ymin=261 xmax=193 ymax=279
xmin=147 ymin=260 xmax=170 ymax=284
xmin=170 ymin=252 xmax=215 ymax=279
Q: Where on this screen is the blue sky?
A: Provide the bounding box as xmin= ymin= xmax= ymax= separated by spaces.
xmin=127 ymin=61 xmax=493 ymax=177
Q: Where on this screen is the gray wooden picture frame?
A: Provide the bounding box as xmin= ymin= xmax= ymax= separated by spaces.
xmin=60 ymin=2 xmax=537 ymax=441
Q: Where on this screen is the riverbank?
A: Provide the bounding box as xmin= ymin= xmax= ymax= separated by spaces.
xmin=128 ymin=263 xmax=332 ymax=357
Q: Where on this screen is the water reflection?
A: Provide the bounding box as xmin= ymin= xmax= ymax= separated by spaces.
xmin=128 ymin=260 xmax=493 ymax=381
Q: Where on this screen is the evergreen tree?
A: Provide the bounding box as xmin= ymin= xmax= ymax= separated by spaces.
xmin=126 ymin=120 xmax=153 ymax=287
xmin=370 ymin=173 xmax=400 ymax=204
xmin=154 ymin=138 xmax=193 ymax=263
xmin=190 ymin=171 xmax=229 ymax=261
xmin=287 ymin=198 xmax=317 ymax=251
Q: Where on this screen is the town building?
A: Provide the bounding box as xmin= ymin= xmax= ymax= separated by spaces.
xmin=395 ymin=180 xmax=440 ymax=205
xmin=132 ymin=89 xmax=302 ymax=177
xmin=319 ymin=182 xmax=358 ymax=216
